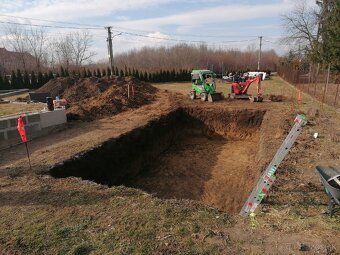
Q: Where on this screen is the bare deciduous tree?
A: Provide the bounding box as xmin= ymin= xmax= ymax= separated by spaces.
xmin=54 ymin=36 xmax=73 ymax=67
xmin=26 ymin=26 xmax=48 ymax=71
xmin=54 ymin=30 xmax=96 ymax=67
xmin=281 ymin=0 xmax=320 ymax=61
xmin=4 ymin=24 xmax=49 ymax=71
xmin=110 ymin=43 xmax=279 ymax=73
xmin=71 ymin=30 xmax=96 ymax=65
xmin=5 ymin=24 xmax=30 ymax=69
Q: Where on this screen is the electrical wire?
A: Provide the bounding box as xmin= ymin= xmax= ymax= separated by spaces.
xmin=0 ymin=14 xmax=262 ymax=39
xmin=0 ymin=14 xmax=283 ymax=51
xmin=0 ymin=20 xmax=103 ymax=30
xmin=0 ymin=20 xmax=261 ymax=45
xmin=0 ymin=14 xmax=103 ymax=28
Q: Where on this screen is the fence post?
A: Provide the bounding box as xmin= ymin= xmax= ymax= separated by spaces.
xmin=307 ymin=64 xmax=312 ymax=94
xmin=297 ymin=89 xmax=301 ymax=112
xmin=322 ymin=64 xmax=330 ymax=105
xmin=334 ymin=83 xmax=340 ymax=106
xmin=313 ymin=63 xmax=320 ymax=97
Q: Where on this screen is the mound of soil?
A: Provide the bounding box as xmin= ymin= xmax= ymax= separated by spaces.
xmin=15 ymin=97 xmax=28 ymax=102
xmin=0 ymin=98 xmax=10 ymax=104
xmin=37 ymin=77 xmax=76 ymax=98
xmin=269 ymin=94 xmax=284 ymax=102
xmin=37 ymin=76 xmax=158 ymax=120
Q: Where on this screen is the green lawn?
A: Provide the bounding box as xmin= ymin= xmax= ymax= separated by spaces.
xmin=153 ymin=76 xmax=296 ymax=96
xmin=153 ymin=76 xmax=318 ymax=113
xmin=152 ymin=82 xmax=192 ymax=94
xmin=0 ymin=93 xmax=45 ymax=117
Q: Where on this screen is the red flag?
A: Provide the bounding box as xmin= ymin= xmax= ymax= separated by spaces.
xmin=17 ymin=115 xmax=27 ymax=142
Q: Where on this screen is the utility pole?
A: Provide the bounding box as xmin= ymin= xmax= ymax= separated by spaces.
xmin=106 ymin=27 xmax=114 ymax=76
xmin=257 ymin=36 xmax=263 ymax=71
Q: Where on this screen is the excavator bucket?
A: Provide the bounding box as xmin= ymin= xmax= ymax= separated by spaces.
xmin=249 ymin=96 xmax=263 ymax=102
xmin=208 ymin=92 xmax=224 ymax=102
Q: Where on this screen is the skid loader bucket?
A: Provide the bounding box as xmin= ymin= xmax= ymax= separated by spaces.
xmin=208 ymin=92 xmax=224 ymax=102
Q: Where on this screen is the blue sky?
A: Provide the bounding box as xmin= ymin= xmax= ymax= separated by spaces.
xmin=0 ymin=0 xmax=316 ymax=61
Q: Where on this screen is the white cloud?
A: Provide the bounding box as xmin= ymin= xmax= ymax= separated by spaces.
xmin=116 ymin=16 xmax=130 ymax=21
xmin=0 ymin=0 xmax=28 ymax=12
xmin=115 ymin=2 xmax=295 ymax=32
xmin=147 ymin=32 xmax=170 ymax=42
xmin=2 ymin=0 xmax=210 ymax=22
xmin=0 ymin=0 xmax=308 ymax=59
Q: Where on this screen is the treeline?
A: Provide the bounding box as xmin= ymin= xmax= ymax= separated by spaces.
xmin=106 ymin=44 xmax=279 ymax=74
xmin=0 ymin=66 xmax=192 ymax=90
xmin=0 ymin=70 xmax=54 ymax=90
xmin=2 ymin=24 xmax=279 ymax=75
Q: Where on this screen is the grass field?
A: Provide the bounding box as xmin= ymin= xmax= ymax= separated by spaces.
xmin=153 ymin=76 xmax=309 ymax=107
xmin=0 ymin=93 xmax=45 ymax=117
xmin=153 ymin=76 xmax=293 ymax=94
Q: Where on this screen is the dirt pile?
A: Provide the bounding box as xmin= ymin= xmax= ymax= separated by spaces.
xmin=15 ymin=97 xmax=29 ymax=102
xmin=269 ymin=94 xmax=284 ymax=102
xmin=37 ymin=76 xmax=158 ymax=120
xmin=37 ymin=77 xmax=76 ymax=98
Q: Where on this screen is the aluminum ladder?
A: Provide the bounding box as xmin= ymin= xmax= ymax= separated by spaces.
xmin=240 ymin=114 xmax=307 ymax=217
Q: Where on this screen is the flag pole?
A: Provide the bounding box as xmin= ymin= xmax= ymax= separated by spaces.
xmin=17 ymin=115 xmax=32 ymax=171
xmin=24 ymin=142 xmax=32 ymax=171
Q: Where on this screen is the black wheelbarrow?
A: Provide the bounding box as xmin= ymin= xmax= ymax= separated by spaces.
xmin=315 ymin=166 xmax=340 ymax=217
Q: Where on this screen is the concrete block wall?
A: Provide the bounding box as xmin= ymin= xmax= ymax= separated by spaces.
xmin=0 ymin=109 xmax=67 ymax=149
xmin=0 ymin=89 xmax=29 ymax=99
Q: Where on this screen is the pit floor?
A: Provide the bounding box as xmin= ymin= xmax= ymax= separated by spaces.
xmin=127 ymin=134 xmax=260 ymax=213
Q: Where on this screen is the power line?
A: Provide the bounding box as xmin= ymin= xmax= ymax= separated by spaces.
xmin=106 ymin=27 xmax=260 ymax=39
xmin=0 ymin=20 xmax=260 ymax=45
xmin=0 ymin=14 xmax=103 ymax=28
xmin=0 ymin=14 xmax=262 ymax=39
xmin=263 ymin=39 xmax=279 ymax=44
xmin=109 ymin=27 xmax=258 ymax=44
xmin=0 ymin=20 xmax=103 ymax=30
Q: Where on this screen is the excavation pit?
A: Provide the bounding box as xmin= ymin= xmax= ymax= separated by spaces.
xmin=50 ymin=108 xmax=265 ymax=213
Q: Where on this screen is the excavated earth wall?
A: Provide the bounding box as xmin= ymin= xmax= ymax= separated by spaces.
xmin=50 ymin=107 xmax=266 ymax=213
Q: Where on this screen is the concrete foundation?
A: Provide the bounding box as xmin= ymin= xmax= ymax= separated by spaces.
xmin=0 ymin=109 xmax=67 ymax=149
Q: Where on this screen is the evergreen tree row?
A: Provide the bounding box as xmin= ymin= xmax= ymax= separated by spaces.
xmin=0 ymin=66 xmax=191 ymax=90
xmin=0 ymin=70 xmax=55 ymax=90
xmin=106 ymin=66 xmax=191 ymax=83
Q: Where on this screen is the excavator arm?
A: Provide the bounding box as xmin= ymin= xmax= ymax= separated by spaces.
xmin=241 ymin=75 xmax=261 ymax=95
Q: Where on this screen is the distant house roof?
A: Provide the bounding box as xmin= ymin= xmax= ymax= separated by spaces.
xmin=0 ymin=47 xmax=37 ymax=73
